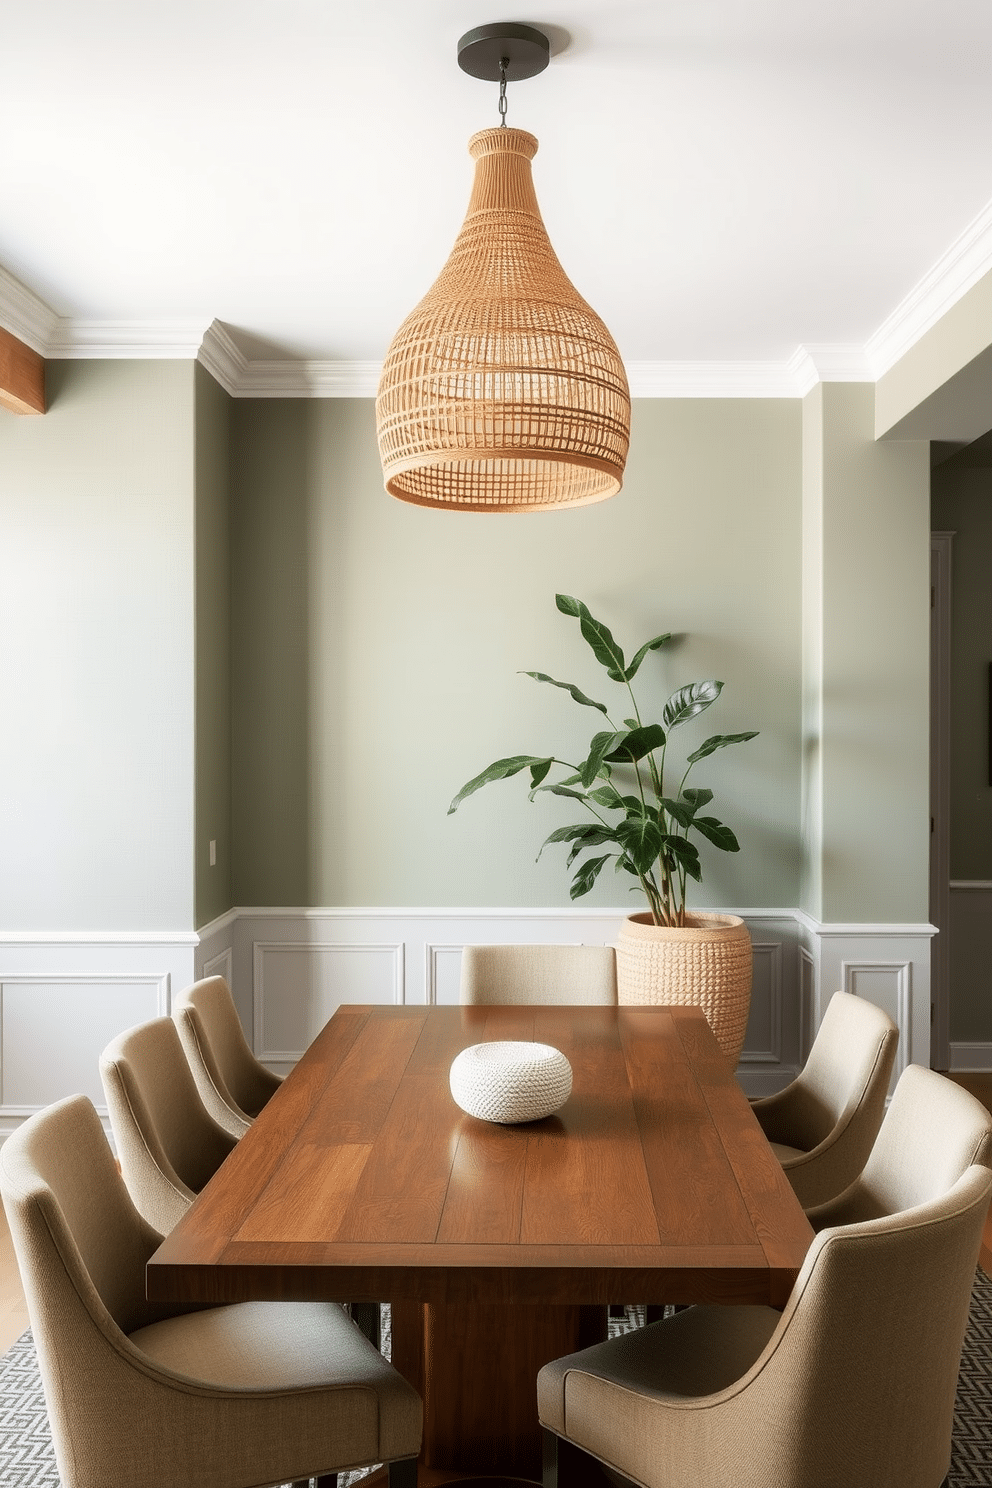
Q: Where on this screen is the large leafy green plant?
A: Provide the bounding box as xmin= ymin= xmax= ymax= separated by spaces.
xmin=448 ymin=595 xmax=758 ymax=927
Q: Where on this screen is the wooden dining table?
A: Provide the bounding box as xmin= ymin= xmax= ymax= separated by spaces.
xmin=147 ymin=1002 xmax=813 ymax=1481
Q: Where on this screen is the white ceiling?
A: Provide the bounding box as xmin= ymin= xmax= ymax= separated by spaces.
xmin=3 ymin=0 xmax=992 ymax=389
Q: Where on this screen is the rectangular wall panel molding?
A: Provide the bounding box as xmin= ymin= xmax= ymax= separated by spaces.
xmin=253 ymin=941 xmax=404 ymax=1064
xmin=740 ymin=941 xmax=784 ymax=1064
xmin=841 ymin=960 xmax=913 ymax=1079
xmin=201 ymin=905 xmax=868 ymax=1096
xmin=797 ymin=915 xmax=933 ymax=1086
xmin=0 ymin=910 xmax=933 ymax=1140
xmin=0 ymin=932 xmax=197 ymax=1139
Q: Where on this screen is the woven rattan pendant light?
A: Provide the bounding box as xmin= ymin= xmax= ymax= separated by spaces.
xmin=375 ymin=24 xmax=630 ymax=512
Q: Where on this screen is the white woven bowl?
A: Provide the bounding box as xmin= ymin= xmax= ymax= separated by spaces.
xmin=449 ymin=1041 xmax=573 ymax=1124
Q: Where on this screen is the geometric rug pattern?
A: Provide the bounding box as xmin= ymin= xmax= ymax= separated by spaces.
xmin=0 ymin=1273 xmax=990 ymax=1486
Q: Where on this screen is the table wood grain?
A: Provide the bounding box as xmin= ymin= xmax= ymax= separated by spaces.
xmin=147 ymin=1004 xmax=812 ymax=1475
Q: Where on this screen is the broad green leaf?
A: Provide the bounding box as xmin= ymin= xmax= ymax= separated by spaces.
xmin=663 ymin=681 xmax=722 ymax=730
xmin=579 ymin=606 xmax=628 ymax=681
xmin=692 ymin=816 xmax=741 ymax=852
xmin=531 ymin=782 xmax=590 ymax=804
xmin=587 ymin=783 xmax=624 ymax=808
xmin=624 ymin=632 xmax=672 ymax=681
xmin=686 ymin=730 xmax=759 ymax=764
xmin=659 ymin=796 xmax=693 ymax=830
xmin=567 ymin=827 xmax=617 ymax=866
xmin=529 ymin=758 xmax=553 ymax=789
xmin=615 ymin=816 xmax=666 ymax=876
xmin=603 ymin=723 xmax=666 ymax=765
xmin=663 ymin=835 xmax=703 ymax=881
xmin=681 ymin=786 xmax=714 ymax=810
xmin=624 ymin=717 xmax=639 ymax=730
xmin=449 ymin=756 xmax=551 ymax=814
xmin=570 ymin=853 xmax=612 ymax=899
xmin=536 ymin=823 xmax=608 ymax=862
xmin=579 ymin=729 xmax=626 ymax=788
xmin=555 ymin=593 xmax=582 ymax=618
xmin=522 ymin=671 xmax=609 ymax=714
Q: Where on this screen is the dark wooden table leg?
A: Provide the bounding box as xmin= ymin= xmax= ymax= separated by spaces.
xmin=390 ymin=1303 xmax=608 ymax=1480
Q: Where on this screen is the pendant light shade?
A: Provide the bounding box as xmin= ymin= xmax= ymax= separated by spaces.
xmin=376 ymin=127 xmax=630 ymax=511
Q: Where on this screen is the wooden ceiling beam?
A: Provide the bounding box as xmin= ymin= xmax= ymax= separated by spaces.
xmin=0 ymin=325 xmax=45 ymax=414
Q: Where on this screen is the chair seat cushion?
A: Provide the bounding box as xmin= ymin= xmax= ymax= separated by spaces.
xmin=538 ymin=1303 xmax=780 ymax=1439
xmin=131 ymin=1300 xmax=392 ymax=1391
xmin=769 ymin=1140 xmax=808 ymax=1164
xmin=130 ymin=1300 xmax=422 ymax=1465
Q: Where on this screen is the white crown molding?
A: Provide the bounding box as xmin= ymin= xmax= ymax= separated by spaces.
xmin=48 ymin=320 xmax=212 ymax=358
xmin=0 ymin=265 xmax=58 ymax=354
xmin=625 ymin=361 xmax=804 ymax=398
xmin=197 ymin=319 xmax=247 ymax=394
xmin=238 ymin=360 xmax=383 ymax=398
xmin=787 ymin=344 xmax=874 ymax=395
xmin=866 ymin=193 xmax=992 ymax=377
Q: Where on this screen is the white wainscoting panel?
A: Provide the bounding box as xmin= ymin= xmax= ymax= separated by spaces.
xmin=254 ymin=941 xmax=404 ymax=1064
xmin=841 ymin=960 xmax=912 ymax=1080
xmin=1 ymin=975 xmax=167 ymax=1112
xmin=212 ymin=907 xmax=803 ymax=1092
xmin=799 ymin=947 xmax=816 ymax=1063
xmin=427 ymin=945 xmax=468 ymax=1006
xmin=797 ymin=914 xmax=934 ymax=1090
xmin=0 ymin=932 xmax=196 ymax=1138
xmin=740 ymin=942 xmax=783 ymax=1065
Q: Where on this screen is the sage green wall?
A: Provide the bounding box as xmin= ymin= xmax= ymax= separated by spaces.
xmin=931 ymin=458 xmax=992 ymax=879
xmin=194 ymin=363 xmax=233 ymax=929
xmin=801 ymin=383 xmax=931 ymax=924
xmin=231 ymin=397 xmax=804 ymax=910
xmin=800 ymin=389 xmax=824 ymax=916
xmin=0 ymin=360 xmax=196 ymax=931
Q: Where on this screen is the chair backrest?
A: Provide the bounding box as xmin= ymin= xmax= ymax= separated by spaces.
xmin=460 ymin=944 xmax=618 ymax=1006
xmin=173 ymin=975 xmax=277 ymax=1134
xmin=740 ymin=1161 xmax=992 ymax=1488
xmin=816 ymin=1062 xmax=992 ymax=1226
xmin=0 ymin=1098 xmax=183 ymax=1488
xmin=764 ymin=990 xmax=897 ymax=1149
xmin=100 ymin=1016 xmax=237 ymax=1234
xmin=0 ymin=1094 xmax=172 ymax=1354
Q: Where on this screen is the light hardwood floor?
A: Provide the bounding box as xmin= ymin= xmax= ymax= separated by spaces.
xmin=0 ymin=1200 xmax=31 ymax=1356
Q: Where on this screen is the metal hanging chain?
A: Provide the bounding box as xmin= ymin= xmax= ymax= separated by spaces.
xmin=498 ymin=57 xmax=508 ymax=126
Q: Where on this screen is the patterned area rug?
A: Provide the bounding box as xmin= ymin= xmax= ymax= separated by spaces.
xmin=1 ymin=1278 xmax=990 ymax=1486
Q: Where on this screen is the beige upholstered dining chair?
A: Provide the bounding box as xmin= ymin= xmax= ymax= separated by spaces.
xmin=538 ymin=1064 xmax=992 ymax=1488
xmin=749 ymin=990 xmax=898 ymax=1208
xmin=173 ymin=975 xmax=282 ymax=1140
xmin=0 ymin=1094 xmax=421 ymax=1488
xmin=806 ymin=1059 xmax=992 ymax=1230
xmin=100 ymin=1016 xmax=238 ymax=1235
xmin=460 ymin=943 xmax=618 ymax=1005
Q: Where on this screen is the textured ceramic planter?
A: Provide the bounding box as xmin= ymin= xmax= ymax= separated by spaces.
xmin=615 ymin=911 xmax=753 ymax=1066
